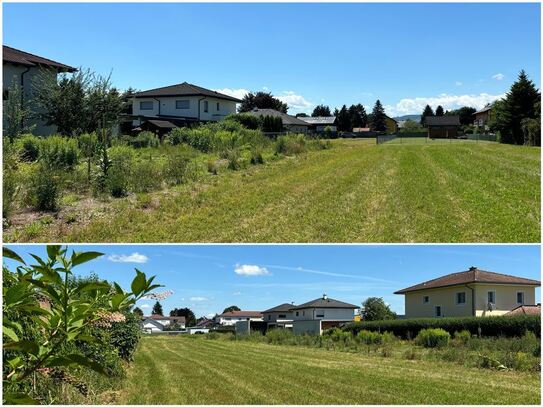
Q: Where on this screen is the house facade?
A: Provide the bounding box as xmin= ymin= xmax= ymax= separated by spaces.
xmin=385 ymin=116 xmax=398 ymax=134
xmin=245 ymin=108 xmax=309 ymax=133
xmin=131 ymin=82 xmax=241 ymax=132
xmin=3 ymin=45 xmax=76 ymax=136
xmin=395 ymin=267 xmax=541 ymax=318
xmin=473 ymin=104 xmax=494 ymax=127
xmin=262 ymin=303 xmax=295 ymax=329
xmin=215 ymin=311 xmax=263 ymax=326
xmin=291 ymin=295 xmax=358 ymax=335
xmin=142 ymin=315 xmax=186 ymax=333
xmin=425 ymin=115 xmax=461 ymax=138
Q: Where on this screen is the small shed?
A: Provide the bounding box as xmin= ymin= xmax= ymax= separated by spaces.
xmin=426 ymin=116 xmax=461 ymax=139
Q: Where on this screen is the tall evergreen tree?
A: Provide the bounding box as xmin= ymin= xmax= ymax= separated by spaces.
xmin=435 ymin=105 xmax=444 ymax=116
xmin=336 ymin=105 xmax=351 ymax=131
xmin=348 ymin=104 xmax=367 ymax=129
xmin=152 ymin=301 xmax=163 ymax=316
xmin=370 ymin=100 xmax=387 ymax=132
xmin=312 ymin=104 xmax=332 ymax=117
xmin=500 ymin=70 xmax=540 ymax=144
xmin=420 ymin=104 xmax=434 ymax=126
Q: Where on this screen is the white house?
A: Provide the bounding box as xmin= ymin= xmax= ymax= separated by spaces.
xmin=215 ymin=311 xmax=263 ymax=326
xmin=3 ymin=45 xmax=76 ymax=136
xmin=291 ymin=295 xmax=358 ymax=335
xmin=131 ymin=82 xmax=241 ymax=132
xmin=142 ymin=315 xmax=186 ymax=333
xmin=262 ymin=303 xmax=295 ymax=329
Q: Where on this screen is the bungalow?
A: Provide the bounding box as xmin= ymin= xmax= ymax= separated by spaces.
xmin=425 ymin=115 xmax=461 ymax=138
xmin=215 ymin=311 xmax=263 ymax=326
xmin=245 ymin=108 xmax=309 ymax=133
xmin=142 ymin=315 xmax=186 ymax=333
xmin=131 ymin=82 xmax=242 ymax=133
xmin=262 ymin=303 xmax=295 ymax=329
xmin=298 ymin=116 xmax=337 ymax=133
xmin=3 ymin=45 xmax=76 ymax=136
xmin=291 ymin=294 xmax=359 ymax=335
xmin=394 ymin=267 xmax=541 ymax=318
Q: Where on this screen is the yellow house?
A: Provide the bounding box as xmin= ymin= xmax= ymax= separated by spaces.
xmin=394 ymin=267 xmax=540 ymax=318
xmin=385 ymin=116 xmax=398 ymax=134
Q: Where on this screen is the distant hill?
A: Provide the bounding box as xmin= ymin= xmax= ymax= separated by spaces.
xmin=393 ymin=114 xmax=421 ymax=122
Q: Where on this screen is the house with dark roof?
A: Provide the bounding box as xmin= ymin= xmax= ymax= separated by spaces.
xmin=394 ymin=267 xmax=541 ymax=318
xmin=3 ymin=45 xmax=76 ymax=136
xmin=290 ymin=294 xmax=359 ymax=335
xmin=131 ymin=82 xmax=242 ymax=133
xmin=425 ymin=115 xmax=461 ymax=138
xmin=298 ymin=116 xmax=337 ymax=133
xmin=244 ymin=108 xmax=309 ymax=133
xmin=262 ymin=303 xmax=296 ymax=329
xmin=142 ymin=315 xmax=186 ymax=333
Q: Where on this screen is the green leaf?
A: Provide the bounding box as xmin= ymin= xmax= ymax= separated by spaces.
xmin=110 ymin=293 xmax=127 ymax=310
xmin=46 ymin=245 xmax=61 ymax=261
xmin=3 ymin=326 xmax=19 ymax=342
xmin=44 ymin=356 xmax=75 ymax=368
xmin=131 ymin=270 xmax=146 ymax=297
xmin=3 ymin=392 xmax=40 ymax=405
xmin=3 ymin=248 xmax=26 ymax=264
xmin=113 ymin=282 xmax=124 ymax=294
xmin=29 ymin=254 xmax=46 ymax=267
xmin=74 ymin=281 xmax=110 ymax=294
xmin=71 ymin=251 xmax=104 ymax=267
xmin=4 ymin=284 xmax=30 ymax=306
xmin=3 ymin=340 xmax=39 ymax=355
xmin=66 ymin=354 xmax=107 ymax=375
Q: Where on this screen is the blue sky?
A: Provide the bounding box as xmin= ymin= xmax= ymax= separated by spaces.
xmin=4 ymin=245 xmax=540 ymax=317
xmin=3 ymin=2 xmax=540 ymax=116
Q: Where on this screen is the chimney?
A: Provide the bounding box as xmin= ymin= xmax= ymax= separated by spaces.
xmin=323 ymin=293 xmax=328 ymax=300
xmin=469 ymin=266 xmax=477 ymax=271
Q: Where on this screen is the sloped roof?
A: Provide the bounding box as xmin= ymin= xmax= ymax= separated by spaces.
xmin=425 ymin=116 xmax=460 ymax=126
xmin=395 ymin=267 xmax=541 ymax=294
xmin=299 ymin=116 xmax=337 ymax=125
xmin=146 ymin=314 xmax=186 ymax=322
xmin=133 ymin=82 xmax=242 ymax=102
xmin=474 ymin=103 xmax=495 ymax=115
xmin=145 ymin=119 xmax=178 ymax=129
xmin=3 ymin=45 xmax=76 ymax=72
xmin=291 ymin=296 xmax=358 ymax=310
xmin=263 ymin=303 xmax=296 ymax=313
xmin=245 ymin=108 xmax=309 ymax=126
xmin=218 ymin=311 xmax=263 ymax=318
xmin=505 ymin=304 xmax=541 ymax=316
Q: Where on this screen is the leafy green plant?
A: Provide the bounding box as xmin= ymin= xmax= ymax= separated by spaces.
xmin=2 ymin=246 xmax=162 ymax=404
xmin=453 ymin=330 xmax=471 ymax=345
xmin=15 ymin=134 xmax=41 ymax=162
xmin=163 ymin=151 xmax=192 ymax=185
xmin=415 ymin=328 xmax=450 ymax=348
xmin=106 ymin=146 xmax=135 ymax=197
xmin=274 ymin=134 xmax=307 ymax=155
xmin=39 ymin=136 xmax=79 ymax=170
xmin=28 ymin=164 xmax=62 ymax=211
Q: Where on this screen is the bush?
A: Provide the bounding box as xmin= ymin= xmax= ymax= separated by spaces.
xmin=454 ymin=329 xmax=471 ymax=345
xmin=106 ymin=146 xmax=135 ymax=197
xmin=122 ymin=131 xmax=159 ymax=149
xmin=250 ymin=147 xmax=265 ymax=165
xmin=130 ymin=159 xmax=162 ymax=193
xmin=261 ymin=115 xmax=284 ymax=132
xmin=3 ymin=143 xmax=19 ymax=219
xmin=343 ymin=315 xmax=541 ymax=338
xmin=16 ymin=134 xmax=41 ymax=162
xmin=207 ymin=160 xmax=218 ymax=175
xmin=225 ymin=113 xmax=261 ymax=130
xmin=355 ymin=330 xmax=396 ymax=345
xmin=108 ymin=312 xmax=142 ymax=361
xmin=163 ymin=150 xmax=193 ymax=185
xmin=265 ymin=329 xmax=296 ymax=345
xmin=28 ymin=164 xmax=62 ymax=211
xmin=415 ymin=328 xmax=450 ymax=348
xmin=275 ymin=134 xmax=307 ymax=155
xmin=39 ymin=135 xmax=79 ymax=169
xmin=226 ymin=149 xmax=241 ymax=170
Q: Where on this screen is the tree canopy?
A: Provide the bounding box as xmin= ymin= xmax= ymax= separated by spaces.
xmin=152 ymin=301 xmax=163 ymax=316
xmin=435 ymin=105 xmax=444 ymax=116
xmin=349 ymin=104 xmax=368 ymax=129
xmin=238 ymin=91 xmax=288 ymax=113
xmin=133 ymin=307 xmax=143 ymax=317
xmin=336 ymin=105 xmax=351 ymax=131
xmin=223 ymin=305 xmax=241 ymax=313
xmin=445 ymin=106 xmax=476 ymax=126
xmin=312 ymin=104 xmax=332 ymax=117
xmin=370 ymin=100 xmax=387 ymax=132
xmin=361 ymin=297 xmax=397 ymax=321
xmin=170 ymin=307 xmax=196 ymax=326
xmin=420 ymin=104 xmax=434 ymax=126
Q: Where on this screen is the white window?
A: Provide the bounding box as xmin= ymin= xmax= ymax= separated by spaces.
xmin=435 ymin=305 xmax=442 ymax=317
xmin=487 ymin=291 xmax=496 ymax=304
xmin=423 ymin=296 xmax=429 ymax=304
xmin=517 ymin=292 xmax=525 ymax=305
xmin=455 ymin=292 xmax=466 ymax=305
xmin=204 ymin=100 xmax=209 ymax=113
xmin=140 ymin=101 xmax=153 ymax=110
xmin=216 ymin=102 xmax=220 ymax=111
xmin=176 ymin=100 xmax=190 ymax=109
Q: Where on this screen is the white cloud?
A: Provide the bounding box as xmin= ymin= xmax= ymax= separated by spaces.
xmin=384 ymin=93 xmax=505 ymax=117
xmin=213 ymin=88 xmax=249 ymax=101
xmin=233 ymin=291 xmax=242 ymax=296
xmin=234 ymin=264 xmax=270 ymax=276
xmin=276 ymin=91 xmax=313 ymax=112
xmin=107 ymin=252 xmax=148 ymax=263
xmin=492 ymin=73 xmax=505 ymax=81
xmin=455 ymin=81 xmax=463 ymax=86
xmin=190 ymin=296 xmax=209 ymax=302
xmin=262 ymin=86 xmax=269 ymax=91
xmin=140 ymin=304 xmax=151 ymax=309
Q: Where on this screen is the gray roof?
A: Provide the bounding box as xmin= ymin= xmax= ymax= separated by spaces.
xmin=474 ymin=103 xmax=494 ymax=115
xmin=134 ymin=82 xmax=242 ymax=102
xmin=246 ymin=108 xmax=309 ymax=126
xmin=4 ymin=45 xmax=76 ymax=72
xmin=299 ymin=116 xmax=337 ymax=125
xmin=262 ymin=303 xmax=295 ymax=313
xmin=291 ymin=297 xmax=358 ymax=310
xmin=425 ymin=116 xmax=460 ymax=126
xmin=145 ymin=119 xmax=178 ymax=129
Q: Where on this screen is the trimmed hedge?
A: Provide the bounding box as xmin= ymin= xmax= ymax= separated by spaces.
xmin=343 ymin=315 xmax=540 ymax=338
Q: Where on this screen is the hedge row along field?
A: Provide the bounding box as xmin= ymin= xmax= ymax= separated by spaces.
xmin=342 ymin=315 xmax=541 ymax=338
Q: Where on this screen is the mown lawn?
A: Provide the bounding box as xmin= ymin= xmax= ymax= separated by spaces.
xmin=6 ymin=139 xmax=540 ymax=242
xmin=119 ymin=336 xmax=540 ymax=404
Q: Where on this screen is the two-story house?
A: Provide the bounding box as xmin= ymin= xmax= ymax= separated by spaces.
xmin=394 ymin=267 xmax=541 ymax=318
xmin=131 ymin=82 xmax=241 ymax=134
xmin=3 ymin=45 xmax=76 ymax=136
xmin=262 ymin=303 xmax=295 ymax=329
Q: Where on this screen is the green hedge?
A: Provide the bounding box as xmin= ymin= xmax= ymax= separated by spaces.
xmin=343 ymin=315 xmax=540 ymax=338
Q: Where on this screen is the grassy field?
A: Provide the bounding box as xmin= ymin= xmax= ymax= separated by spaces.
xmin=6 ymin=139 xmax=540 ymax=242
xmin=118 ymin=336 xmax=540 ymax=404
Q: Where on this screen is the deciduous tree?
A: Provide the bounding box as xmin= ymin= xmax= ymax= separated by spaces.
xmin=361 ymin=297 xmax=397 ymax=321
xmin=312 ymin=104 xmax=332 ymax=117
xmin=238 ymin=91 xmax=288 ymax=113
